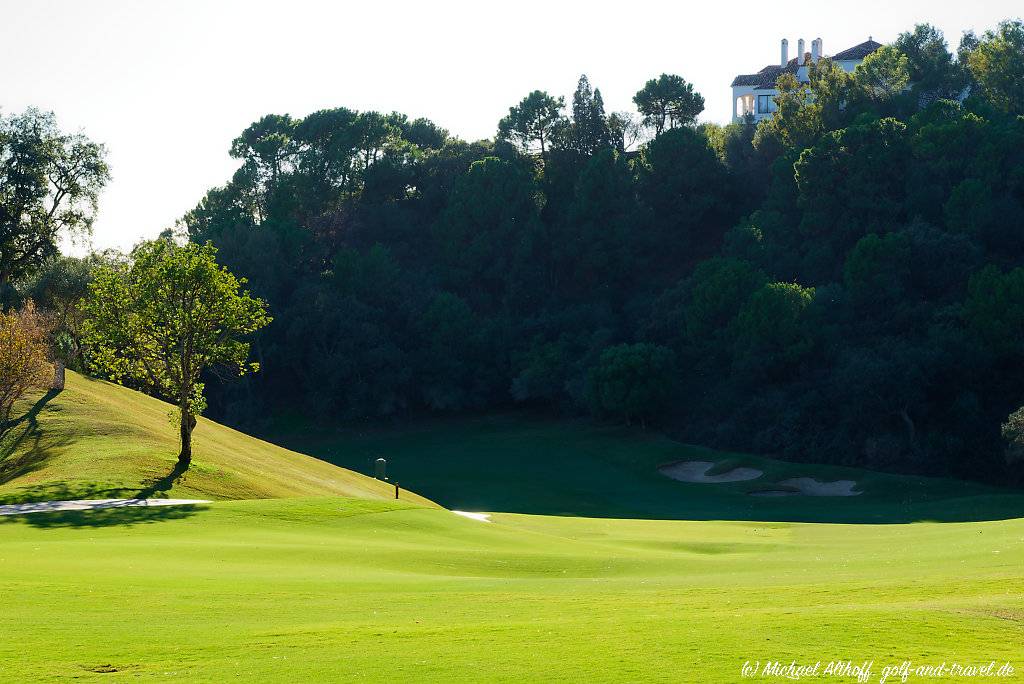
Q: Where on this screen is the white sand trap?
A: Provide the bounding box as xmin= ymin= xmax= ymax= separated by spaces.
xmin=659 ymin=460 xmax=763 ymax=483
xmin=778 ymin=477 xmax=862 ymax=497
xmin=452 ymin=511 xmax=491 ymax=522
xmin=0 ymin=498 xmax=211 ymax=516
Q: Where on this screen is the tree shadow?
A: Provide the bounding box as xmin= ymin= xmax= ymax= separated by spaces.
xmin=0 ymin=457 xmax=205 ymax=528
xmin=0 ymin=390 xmax=69 ymax=486
xmin=135 ymin=460 xmax=191 ymax=499
xmin=0 ymin=501 xmax=206 ymax=529
xmin=0 ymin=480 xmax=138 ymax=505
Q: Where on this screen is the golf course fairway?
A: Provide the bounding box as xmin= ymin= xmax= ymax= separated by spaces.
xmin=1 ymin=496 xmax=1022 ymax=682
xmin=2 ymin=374 xmax=1023 ymax=682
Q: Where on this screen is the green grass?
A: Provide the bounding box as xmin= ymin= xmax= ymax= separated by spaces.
xmin=3 ymin=377 xmax=1024 ymax=681
xmin=0 ymin=372 xmax=434 ymax=506
xmin=269 ymin=414 xmax=1024 ymax=523
xmin=0 ymin=496 xmax=1022 ymax=682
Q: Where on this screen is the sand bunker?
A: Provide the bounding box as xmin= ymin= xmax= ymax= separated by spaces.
xmin=776 ymin=477 xmax=862 ymax=497
xmin=659 ymin=460 xmax=764 ymax=483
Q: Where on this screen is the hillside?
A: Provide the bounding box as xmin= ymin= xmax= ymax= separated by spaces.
xmin=0 ymin=371 xmax=435 ymax=506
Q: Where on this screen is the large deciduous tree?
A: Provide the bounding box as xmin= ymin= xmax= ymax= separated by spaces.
xmin=84 ymin=240 xmax=270 ymax=467
xmin=0 ymin=109 xmax=109 ymax=291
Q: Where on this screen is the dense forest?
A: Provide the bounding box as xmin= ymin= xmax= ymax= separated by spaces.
xmin=6 ymin=20 xmax=1024 ymax=484
xmin=184 ymin=20 xmax=1024 ymax=483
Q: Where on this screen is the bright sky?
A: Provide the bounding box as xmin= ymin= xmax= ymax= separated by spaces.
xmin=1 ymin=0 xmax=1019 ymax=252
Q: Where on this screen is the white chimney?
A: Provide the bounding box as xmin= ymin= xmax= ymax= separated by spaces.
xmin=781 ymin=38 xmax=789 ymax=66
xmin=811 ymin=37 xmax=821 ymax=63
xmin=797 ymin=39 xmax=806 ymax=64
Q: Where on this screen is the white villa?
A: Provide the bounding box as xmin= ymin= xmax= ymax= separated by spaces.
xmin=731 ymin=37 xmax=883 ymax=122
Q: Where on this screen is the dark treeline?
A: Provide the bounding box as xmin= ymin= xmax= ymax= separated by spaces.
xmin=172 ymin=21 xmax=1024 ymax=483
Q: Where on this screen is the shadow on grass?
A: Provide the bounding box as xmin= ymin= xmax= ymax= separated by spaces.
xmin=135 ymin=460 xmax=190 ymax=499
xmin=0 ymin=502 xmax=206 ymax=529
xmin=0 ymin=458 xmax=204 ymax=528
xmin=0 ymin=480 xmax=139 ymax=506
xmin=0 ymin=390 xmax=70 ymax=486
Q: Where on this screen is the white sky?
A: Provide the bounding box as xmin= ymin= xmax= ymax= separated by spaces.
xmin=1 ymin=0 xmax=1019 ymax=252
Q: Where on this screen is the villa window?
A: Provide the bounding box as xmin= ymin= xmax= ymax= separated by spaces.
xmin=757 ymin=94 xmax=777 ymax=114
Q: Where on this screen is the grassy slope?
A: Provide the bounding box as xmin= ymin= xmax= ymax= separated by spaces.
xmin=0 ymin=372 xmax=434 ymax=506
xmin=270 ymin=414 xmax=1024 ymax=523
xmin=0 ymin=497 xmax=1021 ymax=682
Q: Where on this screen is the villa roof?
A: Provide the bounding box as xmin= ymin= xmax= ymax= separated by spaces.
xmin=730 ymin=39 xmax=883 ymax=89
xmin=730 ymin=60 xmax=800 ymax=89
xmin=832 ymin=39 xmax=884 ymax=61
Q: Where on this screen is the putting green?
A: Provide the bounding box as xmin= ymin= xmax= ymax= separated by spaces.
xmin=1 ymin=497 xmax=1022 ymax=682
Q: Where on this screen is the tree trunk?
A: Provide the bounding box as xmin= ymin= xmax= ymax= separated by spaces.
xmin=897 ymin=406 xmax=919 ymax=456
xmin=178 ymin=402 xmax=196 ymax=468
xmin=52 ymin=360 xmax=65 ymax=391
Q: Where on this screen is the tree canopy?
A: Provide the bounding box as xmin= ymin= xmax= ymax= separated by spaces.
xmin=0 ymin=109 xmax=109 ymax=293
xmin=84 ymin=240 xmax=270 ymax=466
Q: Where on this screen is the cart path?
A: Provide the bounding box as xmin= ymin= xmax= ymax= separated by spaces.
xmin=0 ymin=498 xmax=211 ymax=516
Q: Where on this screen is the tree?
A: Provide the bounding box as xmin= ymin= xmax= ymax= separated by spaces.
xmin=84 ymin=240 xmax=270 ymax=468
xmin=684 ymin=258 xmax=767 ymax=343
xmin=0 ymin=109 xmax=109 ymax=289
xmin=966 ymin=20 xmax=1024 ymax=114
xmin=0 ymin=302 xmax=52 ymax=427
xmin=19 ymin=254 xmax=105 ymax=389
xmin=607 ymin=111 xmax=642 ymax=152
xmin=944 ymin=177 xmax=1024 ymax=251
xmin=843 ymin=232 xmax=911 ymax=310
xmin=497 ymin=91 xmax=566 ymax=162
xmin=794 ymin=118 xmax=910 ymax=249
xmin=632 ymin=74 xmax=705 ymax=135
xmin=230 ymin=114 xmax=297 ymax=190
xmin=433 ymin=157 xmax=545 ymax=311
xmin=638 ymin=127 xmax=732 ymax=261
xmin=1001 ymin=406 xmax=1024 ymax=465
xmin=589 ymin=343 xmax=675 ymax=427
xmin=732 ymin=282 xmax=816 ymax=378
xmin=568 ymin=75 xmax=612 ymax=155
xmin=894 ymin=24 xmax=961 ymax=97
xmin=853 ymin=45 xmax=911 ymax=103
xmin=558 ymin=148 xmax=638 ymax=296
xmin=414 ymin=292 xmax=491 ymax=410
xmin=964 ymin=265 xmax=1024 ymax=358
xmin=808 ymin=58 xmax=855 ymax=132
xmin=752 ymin=73 xmax=822 ymax=151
